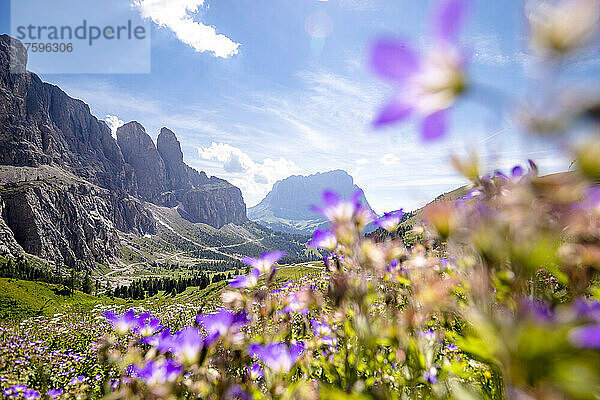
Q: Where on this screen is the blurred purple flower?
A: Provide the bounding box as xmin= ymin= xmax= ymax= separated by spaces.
xmin=308 ymin=229 xmax=338 ymax=251
xmin=170 ymin=327 xmax=205 ymax=365
xmin=230 ymin=268 xmax=260 ymax=289
xmin=311 ymin=319 xmax=333 ymax=337
xmin=311 ymin=190 xmax=372 ymax=225
xmin=46 ymin=389 xmax=63 ymax=398
xmin=134 ymin=313 xmax=163 ymax=337
xmin=423 ymin=367 xmax=438 ymax=384
xmin=569 ymin=324 xmax=600 ymax=349
xmin=247 ymin=342 xmax=304 ymax=373
xmin=4 ymin=385 xmax=27 ymax=397
xmin=370 ymin=0 xmax=469 ymax=141
xmin=196 ymin=309 xmax=249 ymax=339
xmin=281 ymin=292 xmax=309 ymax=315
xmin=521 ymin=298 xmax=554 ymax=322
xmin=248 ymin=362 xmax=264 ymax=380
xmin=242 ymin=251 xmax=285 ymax=275
xmin=374 ymin=209 xmax=404 ymax=232
xmin=23 ymin=389 xmax=40 ymax=400
xmin=573 ymin=297 xmax=600 ymax=322
xmin=131 ymin=359 xmax=182 ymax=386
xmin=104 ymin=309 xmax=139 ymax=335
xmin=226 ymin=385 xmax=251 ymax=400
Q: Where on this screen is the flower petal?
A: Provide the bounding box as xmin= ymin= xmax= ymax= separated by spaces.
xmin=370 ymin=38 xmax=420 ymax=83
xmin=421 ymin=110 xmax=448 ymax=141
xmin=373 ymin=98 xmax=414 ymax=127
xmin=434 ymin=0 xmax=470 ymax=42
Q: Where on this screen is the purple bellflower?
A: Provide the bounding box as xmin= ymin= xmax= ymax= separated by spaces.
xmin=370 ymin=0 xmax=470 ymax=141
xmin=248 ymin=362 xmax=264 ymax=380
xmin=104 ymin=309 xmax=139 ymax=335
xmin=374 ymin=209 xmax=404 ymax=232
xmin=230 ymin=268 xmax=260 ymax=289
xmin=134 ymin=313 xmax=164 ymax=337
xmin=131 ymin=359 xmax=182 ymax=386
xmin=247 ymin=342 xmax=304 ymax=374
xmin=170 ymin=327 xmax=205 ymax=365
xmin=311 ymin=190 xmax=373 ymax=225
xmin=196 ymin=309 xmax=249 ymax=342
xmin=308 ymin=229 xmax=338 ymax=251
xmin=569 ymin=324 xmax=600 ymax=349
xmin=242 ymin=251 xmax=285 ymax=275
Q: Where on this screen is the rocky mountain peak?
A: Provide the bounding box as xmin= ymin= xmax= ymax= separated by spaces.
xmin=116 ymin=122 xmax=168 ymax=203
xmin=157 ymin=127 xmax=184 ymax=164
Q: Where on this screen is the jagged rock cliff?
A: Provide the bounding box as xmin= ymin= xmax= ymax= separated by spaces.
xmin=0 ymin=35 xmax=248 ymax=268
xmin=117 ymin=121 xmax=169 ymax=204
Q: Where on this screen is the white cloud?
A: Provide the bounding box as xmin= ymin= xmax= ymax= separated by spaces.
xmin=105 ymin=115 xmax=124 ymax=139
xmin=379 ymin=153 xmax=400 ymax=166
xmin=197 ymin=142 xmax=301 ymax=203
xmin=356 ymin=158 xmax=369 ymax=165
xmin=132 ymin=0 xmax=240 ymax=58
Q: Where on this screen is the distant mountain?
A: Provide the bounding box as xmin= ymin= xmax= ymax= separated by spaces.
xmin=248 ymin=170 xmax=375 ymax=234
xmin=0 ymin=35 xmax=247 ymax=268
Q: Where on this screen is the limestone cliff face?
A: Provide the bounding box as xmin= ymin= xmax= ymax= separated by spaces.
xmin=0 ymin=196 xmax=24 ymax=257
xmin=116 ymin=122 xmax=169 ymax=204
xmin=181 ymin=183 xmax=247 ymax=227
xmin=157 ymin=127 xmax=210 ymax=191
xmin=0 ymin=35 xmax=249 ymax=268
xmin=0 ymin=180 xmax=155 ymax=268
xmin=0 ymin=35 xmax=133 ymax=194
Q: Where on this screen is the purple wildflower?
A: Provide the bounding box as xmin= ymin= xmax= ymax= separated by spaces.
xmin=573 ymin=297 xmax=600 ymax=322
xmin=308 ymin=229 xmax=338 ymax=251
xmin=4 ymin=385 xmax=27 ymax=397
xmin=68 ymin=376 xmax=86 ymax=386
xmin=311 ymin=319 xmax=333 ymax=337
xmin=521 ymin=298 xmax=554 ymax=322
xmin=247 ymin=342 xmax=304 ymax=373
xmin=226 ymin=385 xmax=251 ymax=400
xmin=370 ymin=0 xmax=470 ymax=140
xmin=170 ymin=327 xmax=205 ymax=365
xmin=446 ymin=343 xmax=459 ymax=351
xmin=196 ymin=309 xmax=249 ymax=342
xmin=46 ymin=389 xmax=63 ymax=398
xmin=248 ymin=362 xmax=264 ymax=380
xmin=242 ymin=251 xmax=285 ymax=275
xmin=131 ymin=359 xmax=182 ymax=386
xmin=229 ymin=268 xmax=260 ymax=289
xmin=569 ymin=324 xmax=600 ymax=349
xmin=374 ymin=209 xmax=404 ymax=232
xmin=104 ymin=309 xmax=139 ymax=335
xmin=142 ymin=328 xmax=174 ymax=353
xmin=423 ymin=367 xmax=438 ymax=384
xmin=281 ymin=292 xmax=309 ymax=315
xmin=311 ymin=190 xmax=372 ymax=225
xmin=134 ymin=313 xmax=163 ymax=337
xmin=23 ymin=389 xmax=40 ymax=400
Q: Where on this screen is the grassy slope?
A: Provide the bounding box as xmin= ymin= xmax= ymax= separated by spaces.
xmin=0 ymin=278 xmax=120 ymax=320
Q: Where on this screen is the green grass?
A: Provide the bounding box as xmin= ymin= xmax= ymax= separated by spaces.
xmin=0 ymin=278 xmax=121 ymax=320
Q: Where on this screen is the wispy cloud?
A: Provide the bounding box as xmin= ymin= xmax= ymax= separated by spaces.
xmin=132 ymin=0 xmax=240 ymax=58
xmin=197 ymin=142 xmax=301 ymax=205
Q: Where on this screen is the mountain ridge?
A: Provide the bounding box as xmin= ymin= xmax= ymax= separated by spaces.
xmin=0 ymin=35 xmax=248 ymax=268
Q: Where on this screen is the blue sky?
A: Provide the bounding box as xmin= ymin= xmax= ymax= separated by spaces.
xmin=1 ymin=0 xmax=596 ymax=212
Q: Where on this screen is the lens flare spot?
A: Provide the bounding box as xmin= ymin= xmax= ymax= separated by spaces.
xmin=305 ymin=11 xmax=334 ymax=38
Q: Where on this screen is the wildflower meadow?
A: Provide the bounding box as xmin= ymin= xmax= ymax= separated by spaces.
xmin=2 ymin=0 xmax=600 ymax=399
